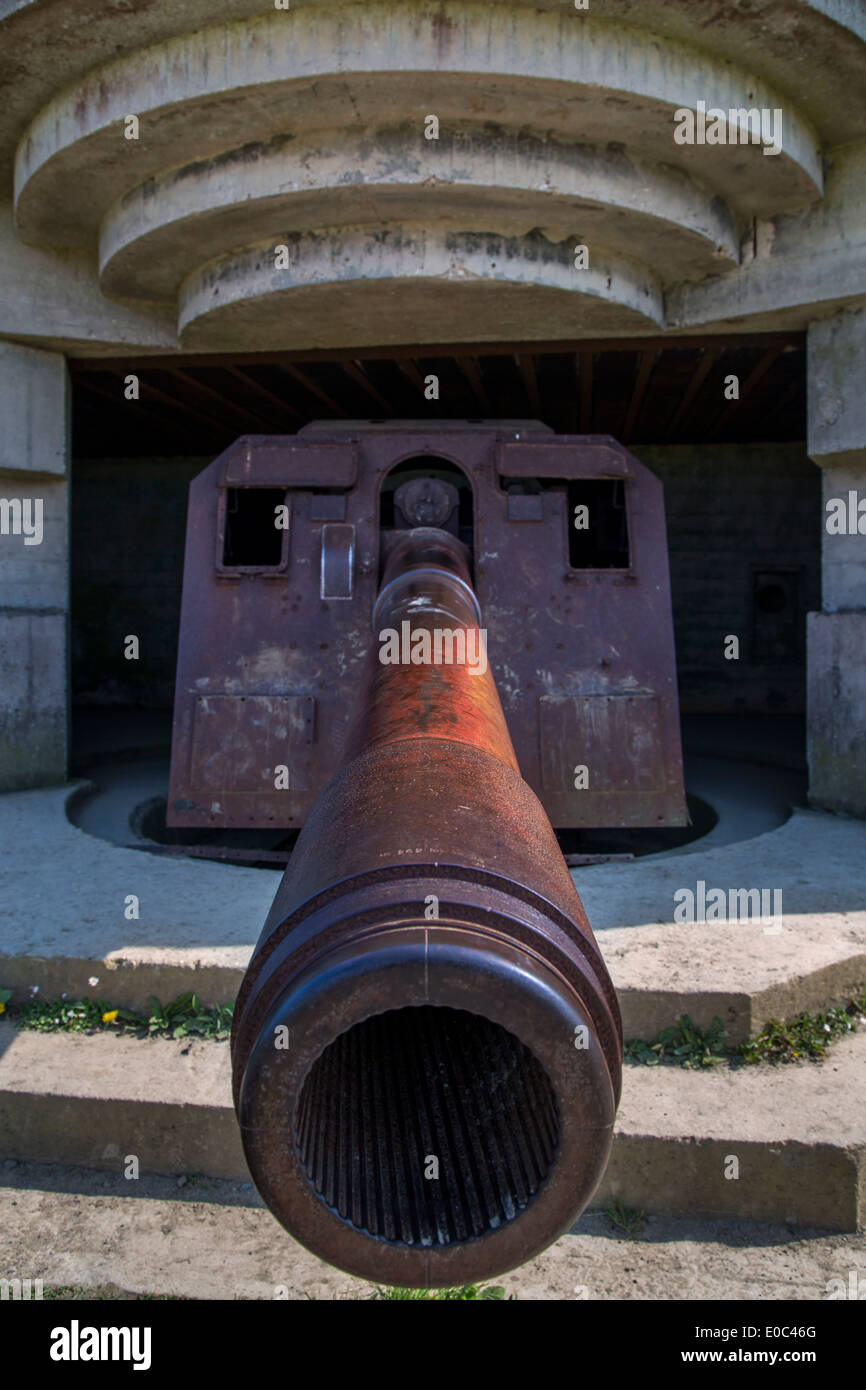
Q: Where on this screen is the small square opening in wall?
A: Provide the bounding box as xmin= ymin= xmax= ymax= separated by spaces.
xmin=222 ymin=488 xmax=286 ymax=567
xmin=567 ymin=479 xmax=630 ymax=569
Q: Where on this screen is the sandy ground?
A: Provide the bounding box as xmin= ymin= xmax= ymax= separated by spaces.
xmin=1 ymin=1160 xmax=863 ymax=1301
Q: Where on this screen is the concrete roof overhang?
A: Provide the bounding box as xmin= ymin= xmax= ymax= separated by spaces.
xmin=0 ymin=0 xmax=864 ymax=354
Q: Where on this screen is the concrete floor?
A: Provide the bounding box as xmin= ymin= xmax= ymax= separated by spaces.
xmin=68 ymin=708 xmax=809 ymax=857
xmin=3 ymin=1022 xmax=863 ymax=1229
xmin=2 ymin=709 xmax=863 ymax=1300
xmin=0 ymin=709 xmax=862 ymax=1042
xmin=67 ymin=749 xmax=807 ymax=858
xmin=1 ymin=1160 xmax=863 ymax=1301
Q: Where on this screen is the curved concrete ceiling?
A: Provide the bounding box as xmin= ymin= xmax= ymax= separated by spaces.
xmin=14 ymin=8 xmax=823 ymax=242
xmin=177 ymin=225 xmax=665 ymax=350
xmin=99 ymin=128 xmax=739 ymax=301
xmin=1 ymin=1 xmax=863 ymax=172
xmin=0 ymin=0 xmax=864 ymax=352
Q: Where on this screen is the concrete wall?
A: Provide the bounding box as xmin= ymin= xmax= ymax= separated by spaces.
xmin=807 ymin=307 xmax=866 ymax=816
xmin=69 ymin=443 xmax=820 ymax=718
xmin=0 ymin=341 xmax=69 ymax=790
xmin=635 ymin=443 xmax=820 ymax=715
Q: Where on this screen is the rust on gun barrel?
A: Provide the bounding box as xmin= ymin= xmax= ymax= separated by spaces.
xmin=231 ymin=526 xmax=622 ymax=1288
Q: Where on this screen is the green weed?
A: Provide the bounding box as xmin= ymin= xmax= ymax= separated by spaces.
xmin=603 ymin=1198 xmax=647 ymax=1237
xmin=624 ymin=1013 xmax=728 ymax=1068
xmin=738 ymin=991 xmax=866 ymax=1065
xmin=3 ymin=990 xmax=233 ymax=1042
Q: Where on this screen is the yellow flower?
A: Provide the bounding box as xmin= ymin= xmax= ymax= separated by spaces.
xmin=0 ymin=1002 xmax=5 ymax=1014
xmin=102 ymin=1010 xmax=119 ymax=1024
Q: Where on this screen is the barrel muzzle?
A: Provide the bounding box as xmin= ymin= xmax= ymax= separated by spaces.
xmin=231 ymin=527 xmax=622 ymax=1287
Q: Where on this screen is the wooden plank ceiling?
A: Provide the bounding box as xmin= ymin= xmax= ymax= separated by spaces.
xmin=69 ymin=333 xmax=805 ymax=458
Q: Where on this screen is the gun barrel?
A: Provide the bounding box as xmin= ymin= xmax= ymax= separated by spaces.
xmin=231 ymin=527 xmax=622 ymax=1288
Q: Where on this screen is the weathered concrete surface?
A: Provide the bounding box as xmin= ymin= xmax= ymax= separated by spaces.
xmin=604 ymin=1031 xmax=866 ymax=1231
xmin=581 ymin=804 xmax=866 ymax=1041
xmin=805 ymin=307 xmax=866 ymax=817
xmin=0 ymin=483 xmax=66 ymax=611
xmin=0 ymin=341 xmax=68 ymax=791
xmin=0 ymin=783 xmax=268 ymax=1008
xmin=0 ymin=3 xmax=861 ymax=349
xmin=2 ymin=1161 xmax=864 ymax=1300
xmin=809 ymin=305 xmax=866 ymax=474
xmin=0 ymin=612 xmax=67 ymax=793
xmin=807 ymin=613 xmax=866 ymax=818
xmin=0 ymin=1027 xmax=245 ymax=1181
xmin=14 ymin=7 xmax=821 ymax=247
xmin=668 ymin=141 xmax=866 ymax=333
xmin=818 ymin=463 xmax=866 ymax=611
xmin=4 ymin=1 xmax=864 ymax=352
xmin=3 ymin=1161 xmax=865 ymax=1300
xmin=0 ymin=202 xmax=175 ymax=354
xmin=1 ymin=783 xmax=864 ymax=1038
xmin=607 ymin=918 xmax=866 ymax=1045
xmin=2 ymin=1024 xmax=863 ymax=1230
xmin=0 ymin=2 xmax=862 ymax=195
xmin=0 ymin=339 xmax=67 ymax=476
xmin=178 ymin=227 xmax=665 ymax=351
xmin=62 ymin=746 xmax=851 ymax=1045
xmin=100 ymin=127 xmax=738 ymax=302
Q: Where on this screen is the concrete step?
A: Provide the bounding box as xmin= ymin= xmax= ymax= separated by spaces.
xmin=1 ymin=1021 xmax=863 ymax=1231
xmin=3 ymin=787 xmax=865 ymax=1045
xmin=3 ymin=919 xmax=864 ymax=1047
